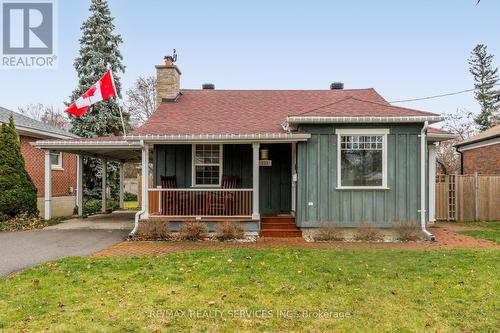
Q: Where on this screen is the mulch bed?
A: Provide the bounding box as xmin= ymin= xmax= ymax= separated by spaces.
xmin=94 ymin=223 xmax=499 ymax=257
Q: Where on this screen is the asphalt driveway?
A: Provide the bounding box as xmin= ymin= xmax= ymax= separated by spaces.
xmin=0 ymin=211 xmax=134 ymax=278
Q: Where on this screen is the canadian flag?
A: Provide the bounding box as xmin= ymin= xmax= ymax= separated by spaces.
xmin=65 ymin=70 xmax=117 ymax=117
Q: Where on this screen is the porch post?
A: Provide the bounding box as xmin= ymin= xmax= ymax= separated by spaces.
xmin=76 ymin=155 xmax=83 ymax=216
xmin=428 ymin=144 xmax=437 ymax=224
xmin=44 ymin=150 xmax=52 ymax=220
xmin=101 ymin=159 xmax=107 ymax=213
xmin=119 ymin=162 xmax=124 ymax=209
xmin=141 ymin=144 xmax=150 ymax=219
xmin=291 ymin=142 xmax=297 ymax=216
xmin=252 ymin=142 xmax=260 ymax=220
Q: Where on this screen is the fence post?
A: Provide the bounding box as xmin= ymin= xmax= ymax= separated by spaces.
xmin=474 ymin=172 xmax=479 ymax=221
xmin=444 ymin=175 xmax=449 ymax=221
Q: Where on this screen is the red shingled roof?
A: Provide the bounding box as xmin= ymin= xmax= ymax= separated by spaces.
xmin=130 ymin=89 xmax=439 ymax=136
xmin=427 ymin=127 xmax=451 ymax=135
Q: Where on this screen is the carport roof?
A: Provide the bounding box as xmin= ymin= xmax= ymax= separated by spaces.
xmin=32 ymin=136 xmax=143 ymax=162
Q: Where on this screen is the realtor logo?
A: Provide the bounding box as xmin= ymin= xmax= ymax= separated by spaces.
xmin=1 ymin=1 xmax=57 ymax=68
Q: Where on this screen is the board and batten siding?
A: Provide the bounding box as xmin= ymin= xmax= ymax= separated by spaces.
xmin=296 ymin=124 xmax=423 ymax=227
xmin=154 ymin=144 xmax=254 ymax=189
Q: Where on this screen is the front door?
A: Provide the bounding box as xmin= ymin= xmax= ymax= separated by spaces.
xmin=259 ymin=143 xmax=292 ymax=215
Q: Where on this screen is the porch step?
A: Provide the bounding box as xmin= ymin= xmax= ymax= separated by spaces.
xmin=260 ymin=229 xmax=303 ymax=238
xmin=260 ymin=216 xmax=302 ymax=238
xmin=259 ymin=222 xmax=299 ymax=230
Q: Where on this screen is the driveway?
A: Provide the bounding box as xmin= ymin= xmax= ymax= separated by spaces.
xmin=0 ymin=211 xmax=134 ymax=278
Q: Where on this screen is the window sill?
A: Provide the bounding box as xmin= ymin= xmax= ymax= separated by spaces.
xmin=336 ymin=186 xmax=390 ymax=190
xmin=51 ymin=167 xmax=64 ymax=171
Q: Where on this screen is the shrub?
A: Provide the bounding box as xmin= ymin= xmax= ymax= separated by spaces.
xmin=313 ymin=224 xmax=343 ymax=241
xmin=214 ymin=222 xmax=245 ymax=241
xmin=124 ymin=192 xmax=137 ymax=201
xmin=354 ymin=225 xmax=383 ymax=242
xmin=84 ymin=200 xmax=101 ymax=215
xmin=178 ymin=222 xmax=208 ymax=241
xmin=107 ymin=200 xmax=119 ymax=210
xmin=137 ymin=220 xmax=171 ymax=240
xmin=394 ymin=221 xmax=422 ymax=241
xmin=0 ymin=115 xmax=38 ymax=218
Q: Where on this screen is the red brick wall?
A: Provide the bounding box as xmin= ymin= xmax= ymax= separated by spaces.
xmin=462 ymin=143 xmax=500 ymax=175
xmin=20 ymin=135 xmax=77 ymax=197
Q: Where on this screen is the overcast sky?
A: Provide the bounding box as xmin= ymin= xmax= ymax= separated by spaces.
xmin=1 ymin=0 xmax=499 ymax=123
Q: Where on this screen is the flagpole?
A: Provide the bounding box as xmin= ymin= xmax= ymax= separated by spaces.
xmin=107 ymin=64 xmax=127 ymax=137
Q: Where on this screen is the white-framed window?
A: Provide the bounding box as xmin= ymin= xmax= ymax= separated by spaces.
xmin=336 ymin=129 xmax=389 ymax=189
xmin=50 ymin=152 xmax=63 ymax=170
xmin=192 ymin=144 xmax=223 ymax=186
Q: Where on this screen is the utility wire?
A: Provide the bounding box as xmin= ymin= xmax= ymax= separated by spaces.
xmin=389 ymin=83 xmax=500 ymax=103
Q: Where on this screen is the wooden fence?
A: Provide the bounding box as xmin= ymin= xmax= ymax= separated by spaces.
xmin=436 ymin=174 xmax=500 ymax=221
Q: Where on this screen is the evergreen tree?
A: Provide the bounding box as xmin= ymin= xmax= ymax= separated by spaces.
xmin=468 ymin=44 xmax=500 ymax=130
xmin=0 ymin=115 xmax=38 ymax=219
xmin=68 ymin=0 xmax=129 ymax=200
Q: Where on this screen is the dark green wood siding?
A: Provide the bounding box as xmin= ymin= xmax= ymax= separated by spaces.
xmin=223 ymin=145 xmax=252 ymax=188
xmin=154 ymin=145 xmax=192 ymax=187
xmin=154 ymin=144 xmax=253 ymax=189
xmin=296 ymin=124 xmax=423 ymax=227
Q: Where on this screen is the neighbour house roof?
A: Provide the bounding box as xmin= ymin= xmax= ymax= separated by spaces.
xmin=454 ymin=124 xmax=500 ymax=148
xmin=128 ymin=89 xmax=441 ymax=137
xmin=426 ymin=126 xmax=457 ymax=142
xmin=0 ymin=106 xmax=77 ymax=139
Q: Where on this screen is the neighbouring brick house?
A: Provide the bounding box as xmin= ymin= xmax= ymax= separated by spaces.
xmin=0 ymin=107 xmax=79 ymax=216
xmin=455 ymin=124 xmax=500 ymax=175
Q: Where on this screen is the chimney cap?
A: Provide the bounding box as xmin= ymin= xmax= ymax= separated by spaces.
xmin=330 ymin=82 xmax=344 ymax=90
xmin=202 ymin=83 xmax=215 ymax=90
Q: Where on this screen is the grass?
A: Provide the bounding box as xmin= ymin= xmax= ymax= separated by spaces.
xmin=124 ymin=200 xmax=139 ymax=210
xmin=0 ymin=249 xmax=498 ymax=332
xmin=459 ymin=221 xmax=500 ymax=244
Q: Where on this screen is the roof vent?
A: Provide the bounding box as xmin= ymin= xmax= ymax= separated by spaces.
xmin=330 ymin=82 xmax=344 ymax=90
xmin=202 ymin=83 xmax=215 ymax=90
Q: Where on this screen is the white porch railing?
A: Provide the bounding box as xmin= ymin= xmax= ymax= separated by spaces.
xmin=148 ymin=188 xmax=253 ymax=217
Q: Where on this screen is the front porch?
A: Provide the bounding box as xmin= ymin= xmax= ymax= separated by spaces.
xmin=144 ymin=143 xmax=296 ymax=231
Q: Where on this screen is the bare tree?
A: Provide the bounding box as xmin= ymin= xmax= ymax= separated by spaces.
xmin=126 ymin=76 xmax=156 ymax=128
xmin=18 ymin=103 xmax=70 ymax=131
xmin=435 ymin=108 xmax=478 ymax=174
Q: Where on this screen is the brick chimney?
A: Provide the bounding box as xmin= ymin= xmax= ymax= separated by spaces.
xmin=155 ymin=56 xmax=181 ymax=104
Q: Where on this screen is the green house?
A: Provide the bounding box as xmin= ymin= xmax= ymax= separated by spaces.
xmin=34 ymin=58 xmax=454 ymax=239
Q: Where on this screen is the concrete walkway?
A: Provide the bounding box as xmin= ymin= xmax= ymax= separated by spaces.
xmin=44 ymin=211 xmax=135 ymax=230
xmin=0 ymin=211 xmax=135 ymax=278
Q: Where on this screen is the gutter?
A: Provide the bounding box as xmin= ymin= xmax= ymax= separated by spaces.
xmin=420 ymin=121 xmax=435 ymax=241
xmin=129 ymin=139 xmax=146 ymax=239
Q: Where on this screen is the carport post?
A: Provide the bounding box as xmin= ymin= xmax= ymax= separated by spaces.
xmin=44 ymin=150 xmax=52 ymax=220
xmin=76 ymin=155 xmax=83 ymax=216
xmin=119 ymin=162 xmax=124 ymax=209
xmin=101 ymin=159 xmax=107 ymax=213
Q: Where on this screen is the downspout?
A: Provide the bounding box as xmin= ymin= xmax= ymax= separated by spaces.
xmin=420 ymin=121 xmax=435 ymax=241
xmin=128 ymin=139 xmax=145 ymax=239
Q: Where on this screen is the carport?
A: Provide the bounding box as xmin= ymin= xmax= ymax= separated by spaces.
xmin=33 ymin=137 xmax=143 ymax=219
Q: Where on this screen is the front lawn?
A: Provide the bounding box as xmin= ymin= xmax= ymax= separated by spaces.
xmin=459 ymin=221 xmax=500 ymax=244
xmin=0 ymin=249 xmax=498 ymax=332
xmin=124 ymin=200 xmax=139 ymax=210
